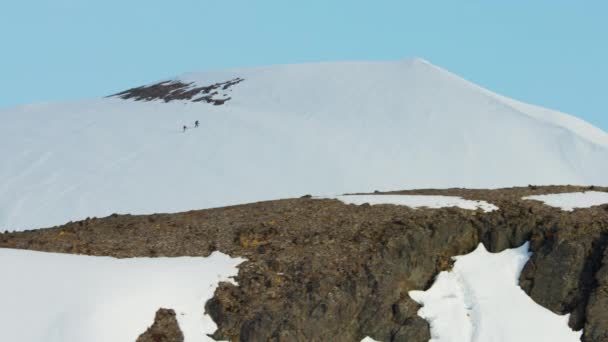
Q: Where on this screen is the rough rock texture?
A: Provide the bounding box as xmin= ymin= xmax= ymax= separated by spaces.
xmin=136 ymin=308 xmax=184 ymax=342
xmin=110 ymin=78 xmax=244 ymax=105
xmin=583 ymin=246 xmax=608 ymax=342
xmin=2 ymin=186 xmax=608 ymax=341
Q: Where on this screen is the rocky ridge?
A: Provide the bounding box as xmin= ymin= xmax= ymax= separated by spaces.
xmin=1 ymin=185 xmax=608 ymax=341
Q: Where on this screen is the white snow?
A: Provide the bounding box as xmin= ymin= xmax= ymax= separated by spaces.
xmin=2 ymin=59 xmax=608 ymax=230
xmin=408 ymin=243 xmax=581 ymax=342
xmin=330 ymin=194 xmax=498 ymax=212
xmin=0 ymin=248 xmax=244 ymax=342
xmin=523 ymin=191 xmax=608 ymax=211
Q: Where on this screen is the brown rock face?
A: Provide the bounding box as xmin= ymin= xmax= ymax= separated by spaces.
xmin=136 ymin=308 xmax=184 ymax=342
xmin=2 ymin=186 xmax=608 ymax=341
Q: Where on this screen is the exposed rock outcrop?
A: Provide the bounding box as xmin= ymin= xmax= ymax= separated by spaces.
xmin=136 ymin=308 xmax=184 ymax=342
xmin=1 ymin=186 xmax=607 ymax=341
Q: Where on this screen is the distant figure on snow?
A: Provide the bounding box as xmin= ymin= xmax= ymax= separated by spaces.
xmin=182 ymin=125 xmax=187 ymax=133
xmin=195 ymin=120 xmax=199 ymax=128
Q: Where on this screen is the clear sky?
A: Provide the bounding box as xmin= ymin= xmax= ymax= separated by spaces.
xmin=1 ymin=1 xmax=606 ymax=130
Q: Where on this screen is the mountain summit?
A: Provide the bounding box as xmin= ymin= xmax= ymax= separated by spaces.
xmin=1 ymin=59 xmax=607 ymax=229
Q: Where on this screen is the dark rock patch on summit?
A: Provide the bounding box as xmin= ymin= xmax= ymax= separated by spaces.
xmin=110 ymin=78 xmax=244 ymax=105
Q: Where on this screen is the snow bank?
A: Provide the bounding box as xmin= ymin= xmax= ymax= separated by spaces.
xmin=0 ymin=249 xmax=244 ymax=342
xmin=409 ymin=243 xmax=581 ymax=342
xmin=330 ymin=195 xmax=498 ymax=212
xmin=523 ymin=191 xmax=608 ymax=211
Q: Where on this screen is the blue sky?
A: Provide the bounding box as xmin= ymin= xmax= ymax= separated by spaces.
xmin=1 ymin=1 xmax=606 ymax=130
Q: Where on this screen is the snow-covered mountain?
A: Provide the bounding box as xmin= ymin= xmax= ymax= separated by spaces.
xmin=2 ymin=58 xmax=607 ymax=230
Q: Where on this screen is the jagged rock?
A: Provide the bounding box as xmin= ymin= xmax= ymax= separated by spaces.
xmin=582 ymin=236 xmax=608 ymax=342
xmin=136 ymin=308 xmax=183 ymax=342
xmin=520 ymin=234 xmax=594 ymax=328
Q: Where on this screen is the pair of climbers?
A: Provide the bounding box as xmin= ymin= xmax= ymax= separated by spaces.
xmin=182 ymin=120 xmax=200 ymax=132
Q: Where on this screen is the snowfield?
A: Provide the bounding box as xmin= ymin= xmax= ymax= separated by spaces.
xmin=409 ymin=243 xmax=581 ymax=342
xmin=523 ymin=191 xmax=608 ymax=211
xmin=330 ymin=194 xmax=498 ymax=212
xmin=2 ymin=59 xmax=608 ymax=230
xmin=0 ymin=249 xmax=243 ymax=342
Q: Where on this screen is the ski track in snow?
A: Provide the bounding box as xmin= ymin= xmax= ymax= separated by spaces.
xmin=459 ymin=271 xmax=479 ymax=342
xmin=0 ymin=248 xmax=244 ymax=342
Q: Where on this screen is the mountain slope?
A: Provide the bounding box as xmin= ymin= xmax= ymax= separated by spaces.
xmin=1 ymin=58 xmax=607 ymax=230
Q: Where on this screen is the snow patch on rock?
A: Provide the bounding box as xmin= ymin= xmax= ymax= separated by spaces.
xmin=523 ymin=191 xmax=608 ymax=211
xmin=409 ymin=243 xmax=581 ymax=342
xmin=330 ymin=194 xmax=498 ymax=212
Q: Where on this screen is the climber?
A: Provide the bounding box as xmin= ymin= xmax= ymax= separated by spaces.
xmin=195 ymin=120 xmax=199 ymax=128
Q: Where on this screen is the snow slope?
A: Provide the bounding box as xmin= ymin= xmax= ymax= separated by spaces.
xmin=0 ymin=248 xmax=243 ymax=342
xmin=409 ymin=243 xmax=581 ymax=342
xmin=2 ymin=58 xmax=608 ymax=230
xmin=524 ymin=191 xmax=608 ymax=211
